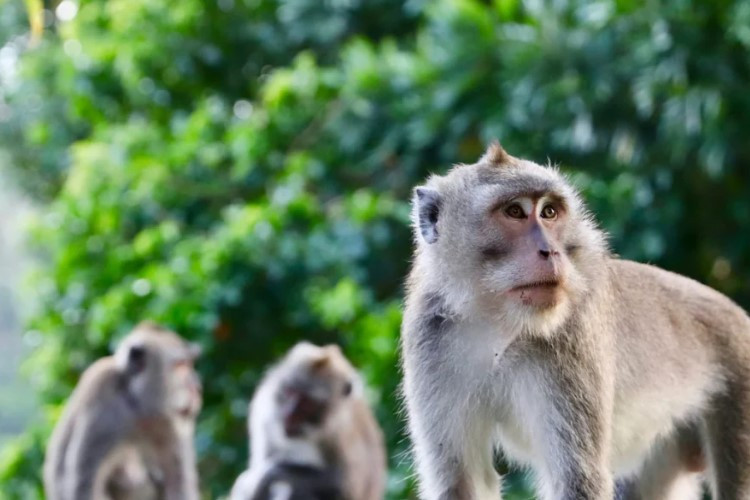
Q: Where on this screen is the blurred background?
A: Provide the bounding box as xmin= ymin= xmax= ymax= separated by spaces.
xmin=1 ymin=0 xmax=750 ymax=498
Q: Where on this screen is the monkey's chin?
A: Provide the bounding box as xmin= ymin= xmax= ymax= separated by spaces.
xmin=506 ymin=288 xmax=571 ymax=338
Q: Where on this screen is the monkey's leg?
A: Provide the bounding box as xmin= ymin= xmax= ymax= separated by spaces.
xmin=702 ymin=382 xmax=750 ymax=500
xmin=616 ymin=474 xmax=703 ymax=500
xmin=615 ymin=426 xmax=704 ymax=500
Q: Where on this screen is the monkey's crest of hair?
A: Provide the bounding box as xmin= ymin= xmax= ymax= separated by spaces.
xmin=480 ymin=140 xmax=515 ymax=166
xmin=268 ymin=342 xmax=364 ymax=400
xmin=132 ymin=320 xmax=174 ymax=336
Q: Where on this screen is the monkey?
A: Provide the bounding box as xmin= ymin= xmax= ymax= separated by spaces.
xmin=400 ymin=142 xmax=750 ymax=500
xmin=43 ymin=321 xmax=202 ymax=500
xmin=230 ymin=342 xmax=386 ymax=500
xmin=104 ymin=341 xmax=202 ymax=500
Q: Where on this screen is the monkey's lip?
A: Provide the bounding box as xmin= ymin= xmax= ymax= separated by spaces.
xmin=510 ymin=280 xmax=562 ymax=307
xmin=511 ymin=279 xmax=561 ymax=291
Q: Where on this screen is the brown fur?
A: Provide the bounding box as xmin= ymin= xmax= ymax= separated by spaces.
xmin=481 ymin=141 xmax=513 ymax=165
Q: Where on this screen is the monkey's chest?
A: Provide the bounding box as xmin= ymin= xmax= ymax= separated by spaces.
xmin=489 ymin=357 xmax=553 ymax=466
xmin=440 ymin=325 xmax=541 ymax=462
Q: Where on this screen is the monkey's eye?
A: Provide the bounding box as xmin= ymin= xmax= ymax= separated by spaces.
xmin=342 ymin=381 xmax=353 ymax=397
xmin=505 ymin=204 xmax=525 ymax=219
xmin=540 ymin=204 xmax=557 ymax=220
xmin=126 ymin=345 xmax=147 ymax=374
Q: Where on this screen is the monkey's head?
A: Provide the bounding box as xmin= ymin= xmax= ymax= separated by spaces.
xmin=115 ymin=321 xmax=202 ymax=418
xmin=412 ymin=143 xmax=607 ymax=334
xmin=274 ymin=342 xmax=361 ymax=438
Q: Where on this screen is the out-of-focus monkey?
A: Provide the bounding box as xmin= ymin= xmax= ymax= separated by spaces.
xmin=401 ymin=142 xmax=750 ymax=500
xmin=230 ymin=342 xmax=386 ymax=500
xmin=43 ymin=321 xmax=202 ymax=500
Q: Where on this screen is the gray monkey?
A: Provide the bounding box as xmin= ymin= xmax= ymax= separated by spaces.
xmin=230 ymin=342 xmax=386 ymax=500
xmin=43 ymin=321 xmax=201 ymax=500
xmin=401 ymin=143 xmax=750 ymax=500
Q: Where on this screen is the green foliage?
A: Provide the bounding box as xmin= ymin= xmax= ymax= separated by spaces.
xmin=2 ymin=0 xmax=750 ymax=498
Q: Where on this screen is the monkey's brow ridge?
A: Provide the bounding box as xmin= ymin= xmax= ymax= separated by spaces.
xmin=488 ymin=189 xmax=566 ymax=211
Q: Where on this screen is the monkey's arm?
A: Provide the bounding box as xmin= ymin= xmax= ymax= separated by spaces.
xmin=230 ymin=465 xmax=273 ymax=500
xmin=67 ymin=410 xmax=128 ymax=500
xmin=529 ymin=334 xmax=614 ymax=500
xmin=44 ymin=358 xmax=117 ymax=500
xmin=232 ymin=463 xmax=343 ymax=500
xmin=401 ymin=293 xmax=501 ymax=500
xmin=43 ymin=406 xmax=77 ymax=500
xmin=139 ymin=416 xmax=199 ymax=500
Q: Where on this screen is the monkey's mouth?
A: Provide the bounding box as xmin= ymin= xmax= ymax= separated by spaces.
xmin=281 ymin=391 xmax=327 ymax=437
xmin=510 ymin=279 xmax=562 ymax=307
xmin=512 ymin=279 xmax=560 ymax=291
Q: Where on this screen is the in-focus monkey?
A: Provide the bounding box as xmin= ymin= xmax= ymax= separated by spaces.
xmin=43 ymin=321 xmax=202 ymax=500
xmin=401 ymin=143 xmax=750 ymax=500
xmin=230 ymin=342 xmax=386 ymax=500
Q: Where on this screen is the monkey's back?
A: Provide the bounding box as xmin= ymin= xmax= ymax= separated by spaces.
xmin=44 ymin=357 xmax=126 ymax=498
xmin=605 ymin=258 xmax=750 ymax=472
xmin=331 ymin=398 xmax=386 ymax=500
xmin=608 ymin=258 xmax=750 ymax=360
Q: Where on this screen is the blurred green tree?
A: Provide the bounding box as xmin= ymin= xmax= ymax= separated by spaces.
xmin=2 ymin=0 xmax=750 ymax=498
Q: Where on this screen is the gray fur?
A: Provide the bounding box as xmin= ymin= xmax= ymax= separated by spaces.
xmin=43 ymin=322 xmax=201 ymax=500
xmin=401 ymin=146 xmax=750 ymax=500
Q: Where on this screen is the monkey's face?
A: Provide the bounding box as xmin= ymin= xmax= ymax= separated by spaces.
xmin=278 ymin=384 xmax=330 ymax=437
xmin=480 ymin=192 xmax=569 ymax=309
xmin=167 ymin=354 xmax=202 ymax=420
xmin=413 ymin=148 xmax=605 ymax=331
xmin=277 ymin=343 xmax=358 ymax=438
xmin=115 ymin=322 xmax=202 ymax=418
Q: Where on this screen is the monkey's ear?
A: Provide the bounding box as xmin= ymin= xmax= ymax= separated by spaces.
xmin=342 ymin=380 xmax=353 ymax=397
xmin=414 ymin=187 xmax=440 ymax=244
xmin=126 ymin=345 xmax=147 ymax=374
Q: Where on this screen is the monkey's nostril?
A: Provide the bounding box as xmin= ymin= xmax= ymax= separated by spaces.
xmin=539 ymin=249 xmax=551 ymax=259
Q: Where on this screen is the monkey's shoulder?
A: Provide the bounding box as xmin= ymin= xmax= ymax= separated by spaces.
xmin=64 ymin=357 xmax=143 ymax=426
xmin=70 ymin=357 xmax=122 ymax=402
xmin=400 ymin=290 xmax=458 ymax=353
